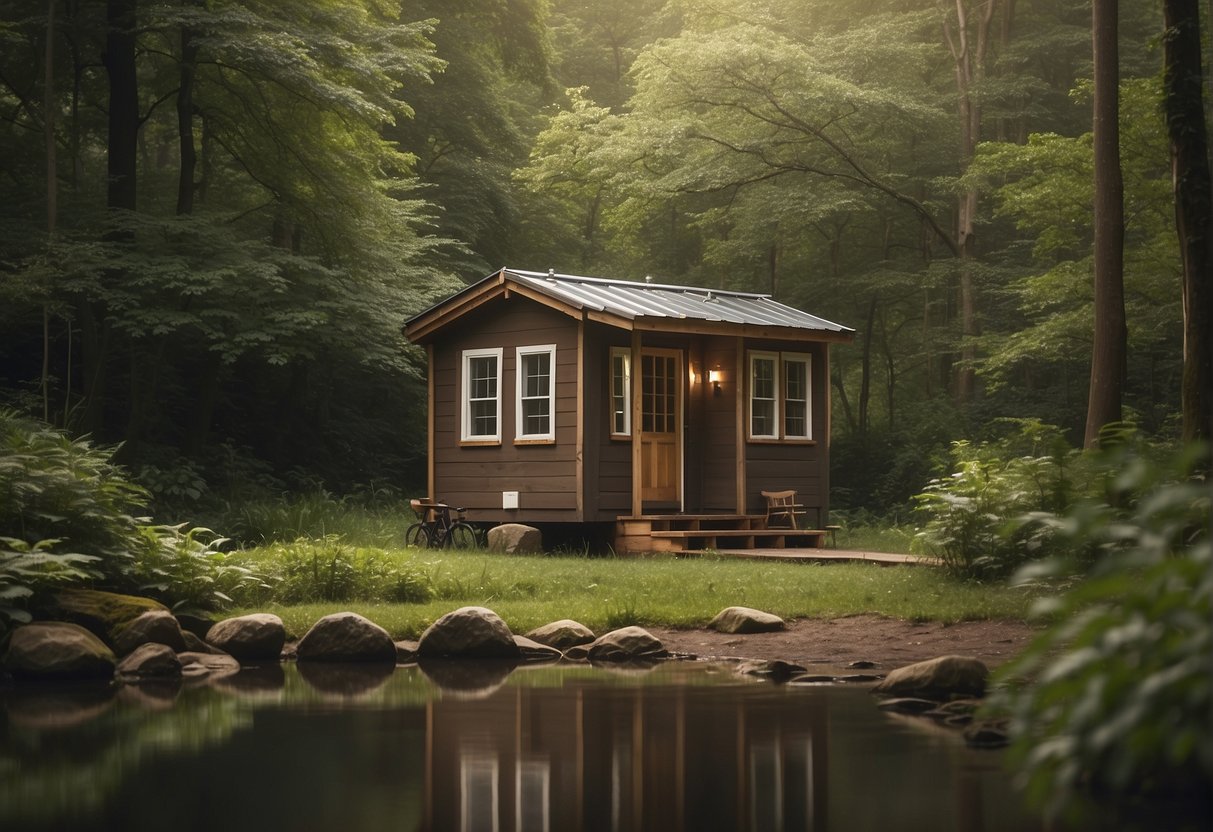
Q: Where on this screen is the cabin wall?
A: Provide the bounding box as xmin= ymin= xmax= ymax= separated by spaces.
xmin=742 ymin=340 xmax=830 ymax=522
xmin=587 ymin=324 xmax=632 ymax=521
xmin=431 ymin=299 xmax=581 ymax=523
xmin=700 ymin=336 xmax=740 ymax=512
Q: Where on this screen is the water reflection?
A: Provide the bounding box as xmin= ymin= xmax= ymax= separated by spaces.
xmin=7 ymin=662 xmax=1172 ymax=831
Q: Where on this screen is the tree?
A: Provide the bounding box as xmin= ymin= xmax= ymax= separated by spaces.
xmin=1084 ymin=0 xmax=1127 ymax=447
xmin=1162 ymin=0 xmax=1213 ymax=443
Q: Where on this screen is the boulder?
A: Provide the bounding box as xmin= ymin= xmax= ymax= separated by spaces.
xmin=48 ymin=589 xmax=167 ymax=642
xmin=206 ymin=613 xmax=286 ymax=662
xmin=875 ymin=697 xmax=941 ymax=715
xmin=708 ymin=606 xmax=786 ymax=634
xmin=296 ymin=612 xmax=396 ymax=663
xmin=112 ymin=610 xmax=187 ymax=656
xmin=586 ymin=626 xmax=668 ymax=662
xmin=870 ymin=655 xmax=989 ymax=701
xmin=116 ymin=643 xmax=182 ymax=680
xmin=3 ymin=621 xmax=116 ymax=680
xmin=524 ymin=619 xmax=596 ymax=650
xmin=486 ymin=524 xmax=543 ymax=555
xmin=514 ymin=635 xmax=562 ymax=663
xmin=964 ymin=717 xmax=1011 ymax=748
xmin=178 ymin=651 xmax=241 ymax=682
xmin=736 ymin=659 xmax=806 ymax=682
xmin=418 ymin=606 xmax=520 ymax=659
xmin=395 ymin=640 xmax=420 ymax=664
xmin=181 ymin=630 xmax=224 ymax=654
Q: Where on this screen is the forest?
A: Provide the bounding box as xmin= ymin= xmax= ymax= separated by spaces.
xmin=0 ymin=0 xmax=1209 ymax=521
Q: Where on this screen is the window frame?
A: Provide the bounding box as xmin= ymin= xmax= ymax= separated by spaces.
xmin=781 ymin=352 xmax=812 ymax=441
xmin=747 ymin=350 xmax=814 ymax=443
xmin=609 ymin=346 xmax=632 ymax=439
xmin=748 ymin=351 xmax=780 ymax=440
xmin=460 ymin=347 xmax=503 ymax=445
xmin=515 ymin=344 xmax=557 ymax=444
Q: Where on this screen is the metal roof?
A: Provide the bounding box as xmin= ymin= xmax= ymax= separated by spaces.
xmin=500 ymin=269 xmax=852 ymax=334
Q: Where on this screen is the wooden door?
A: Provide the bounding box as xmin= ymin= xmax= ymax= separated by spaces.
xmin=640 ymin=349 xmax=681 ymax=504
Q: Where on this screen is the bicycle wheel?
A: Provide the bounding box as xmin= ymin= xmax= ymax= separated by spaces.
xmin=404 ymin=522 xmax=432 ymax=549
xmin=445 ymin=521 xmax=480 ymax=550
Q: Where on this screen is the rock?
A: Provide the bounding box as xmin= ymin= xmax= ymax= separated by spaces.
xmin=870 ymin=655 xmax=989 ymax=701
xmin=586 ymin=626 xmax=668 ymax=662
xmin=181 ymin=630 xmax=225 ymax=654
xmin=486 ymin=523 xmax=543 ymax=555
xmin=116 ymin=643 xmax=182 ymax=680
xmin=175 ymin=613 xmax=215 ymax=640
xmin=395 ymin=640 xmax=419 ymax=663
xmin=47 ymin=589 xmax=168 ymax=643
xmin=3 ymin=622 xmax=116 ymax=680
xmin=524 ymin=619 xmax=596 ymax=650
xmin=835 ymin=673 xmax=883 ymax=683
xmin=206 ymin=613 xmax=286 ymax=662
xmin=964 ymin=717 xmax=1011 ymax=748
xmin=418 ymin=606 xmax=520 ymax=659
xmin=708 ymin=606 xmax=786 ymax=634
xmin=736 ymin=659 xmax=806 ymax=682
xmin=848 ymin=660 xmax=877 ymax=669
xmin=563 ymin=645 xmax=590 ymax=662
xmin=112 ymin=610 xmax=188 ymax=656
xmin=178 ymin=651 xmax=241 ymax=682
xmin=790 ymin=674 xmax=837 ymax=684
xmin=514 ymin=635 xmax=562 ymax=663
xmin=296 ymin=612 xmax=396 ymax=663
xmin=876 ymin=697 xmax=941 ymax=715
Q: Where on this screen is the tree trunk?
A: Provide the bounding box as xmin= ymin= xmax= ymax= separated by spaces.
xmin=1084 ymin=0 xmax=1127 ymax=448
xmin=858 ymin=293 xmax=878 ymax=437
xmin=43 ymin=0 xmax=57 ymax=422
xmin=105 ymin=0 xmax=137 ymax=214
xmin=176 ymin=18 xmax=199 ymax=215
xmin=1164 ymin=0 xmax=1213 ymax=444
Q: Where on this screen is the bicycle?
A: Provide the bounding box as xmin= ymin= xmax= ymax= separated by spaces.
xmin=405 ymin=499 xmax=482 ymax=549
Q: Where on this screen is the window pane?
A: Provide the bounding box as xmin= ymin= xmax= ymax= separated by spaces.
xmin=752 ymin=400 xmax=774 ymax=436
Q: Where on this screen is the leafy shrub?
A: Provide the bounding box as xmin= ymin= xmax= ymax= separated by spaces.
xmin=912 ymin=420 xmax=1080 ymax=578
xmin=122 ymin=524 xmax=269 ymax=616
xmin=249 ymin=537 xmax=432 ymax=604
xmin=0 ymin=410 xmax=263 ymax=620
xmin=225 ymin=490 xmax=419 ymax=548
xmin=990 ymin=445 xmax=1211 ymax=819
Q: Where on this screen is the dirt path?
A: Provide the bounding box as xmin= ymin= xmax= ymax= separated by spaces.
xmin=648 ymin=615 xmax=1039 ymax=673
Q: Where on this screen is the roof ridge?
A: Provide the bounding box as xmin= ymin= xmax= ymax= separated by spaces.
xmin=504 ymin=268 xmax=772 ymax=300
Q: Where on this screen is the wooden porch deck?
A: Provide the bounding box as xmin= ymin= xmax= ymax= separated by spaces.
xmin=678 ymin=548 xmax=940 ymax=566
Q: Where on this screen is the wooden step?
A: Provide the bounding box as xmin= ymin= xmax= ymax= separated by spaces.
xmin=647 ymin=528 xmax=827 ymax=552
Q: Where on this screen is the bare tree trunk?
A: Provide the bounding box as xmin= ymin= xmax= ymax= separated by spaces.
xmin=43 ymin=0 xmax=57 ymax=423
xmin=1084 ymin=0 xmax=1127 ymax=448
xmin=942 ymin=0 xmax=997 ymax=404
xmin=1164 ymin=0 xmax=1213 ymax=444
xmin=105 ymin=0 xmax=137 ymax=214
xmin=176 ymin=15 xmax=199 ymax=215
xmin=858 ymin=293 xmax=878 ymax=437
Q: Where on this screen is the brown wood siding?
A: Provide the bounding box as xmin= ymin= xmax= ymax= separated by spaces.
xmin=701 ymin=337 xmax=739 ymax=511
xmin=431 ymin=300 xmax=581 ymax=523
xmin=587 ymin=323 xmax=633 ymax=520
xmin=742 ymin=341 xmax=830 ymax=519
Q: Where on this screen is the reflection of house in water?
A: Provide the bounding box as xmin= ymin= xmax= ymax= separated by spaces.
xmin=422 ymin=680 xmax=828 ymax=832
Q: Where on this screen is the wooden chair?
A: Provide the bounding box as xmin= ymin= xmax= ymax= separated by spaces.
xmin=762 ymin=490 xmax=807 ymax=530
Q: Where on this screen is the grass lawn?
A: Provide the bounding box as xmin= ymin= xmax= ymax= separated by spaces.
xmin=232 ymin=547 xmax=1043 ymax=641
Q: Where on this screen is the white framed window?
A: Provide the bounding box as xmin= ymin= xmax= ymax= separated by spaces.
xmin=516 ymin=344 xmax=556 ymax=442
xmin=461 ymin=347 xmax=502 ymax=443
xmin=783 ymin=353 xmax=812 ymax=440
xmin=749 ymin=352 xmax=779 ymax=439
xmin=609 ymin=347 xmax=631 ymax=438
xmin=748 ymin=350 xmax=813 ymax=441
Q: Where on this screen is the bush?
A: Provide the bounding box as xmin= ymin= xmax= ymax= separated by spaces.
xmin=247 ymin=537 xmax=432 ymax=604
xmin=989 ymin=444 xmax=1211 ymax=819
xmin=912 ymin=420 xmax=1078 ymax=578
xmin=0 ymin=410 xmax=263 ymax=621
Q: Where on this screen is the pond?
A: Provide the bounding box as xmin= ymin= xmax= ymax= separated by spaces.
xmin=0 ymin=660 xmax=1144 ymax=831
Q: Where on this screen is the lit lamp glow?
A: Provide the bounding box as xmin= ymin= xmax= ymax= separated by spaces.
xmin=709 ymin=366 xmax=722 ymax=396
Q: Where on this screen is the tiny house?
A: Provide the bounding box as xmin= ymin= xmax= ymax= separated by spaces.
xmin=404 ymin=269 xmax=853 ymax=552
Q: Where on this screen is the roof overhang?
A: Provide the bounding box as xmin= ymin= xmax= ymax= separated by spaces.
xmin=404 ymin=268 xmax=855 ymax=345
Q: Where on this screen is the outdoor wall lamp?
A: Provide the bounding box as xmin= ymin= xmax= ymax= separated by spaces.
xmin=709 ymin=366 xmax=722 ymax=396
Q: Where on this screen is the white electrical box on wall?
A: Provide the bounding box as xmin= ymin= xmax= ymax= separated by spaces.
xmin=502 ymin=491 xmax=519 ymax=510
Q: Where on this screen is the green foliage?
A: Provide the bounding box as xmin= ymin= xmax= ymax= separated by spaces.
xmin=990 ymin=446 xmax=1212 ymax=818
xmin=913 ymin=420 xmax=1078 ymax=578
xmin=123 ymin=524 xmax=267 ymax=616
xmin=225 ymin=490 xmax=421 ymax=548
xmin=0 ymin=538 xmax=98 ymax=625
xmin=247 ymin=537 xmax=432 ymax=605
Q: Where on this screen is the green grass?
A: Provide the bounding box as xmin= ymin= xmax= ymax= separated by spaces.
xmin=832 ymin=523 xmax=917 ymax=553
xmin=230 ymin=547 xmax=1042 ymax=640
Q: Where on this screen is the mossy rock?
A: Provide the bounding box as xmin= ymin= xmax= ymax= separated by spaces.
xmin=47 ymin=589 xmax=169 ymax=644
